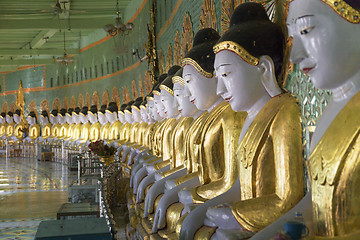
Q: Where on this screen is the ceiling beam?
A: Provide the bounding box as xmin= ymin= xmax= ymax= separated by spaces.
xmin=0 ymin=48 xmax=79 ymax=56
xmin=30 ymin=29 xmax=58 ymax=49
xmin=0 ymin=59 xmax=56 ymax=65
xmin=0 ymin=18 xmax=114 ymax=30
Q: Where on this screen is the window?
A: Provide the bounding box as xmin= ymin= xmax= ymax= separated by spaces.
xmin=63 ymin=75 xmax=66 ymax=85
xmin=111 ymin=60 xmax=115 ymax=73
xmin=101 ymin=64 xmax=104 ymax=76
xmin=89 ymin=67 xmax=92 ymax=79
xmin=76 ymin=72 xmax=78 ymax=82
xmin=95 ymin=65 xmax=98 ymax=78
xmin=50 ymin=78 xmax=53 ymax=87
xmin=71 ymin=73 xmax=74 ymax=83
xmin=57 ymin=76 xmax=59 ymax=86
xmin=116 ymin=57 xmax=120 ymax=71
xmin=84 ymin=68 xmax=87 ymax=79
xmin=106 ymin=61 xmax=109 ymax=75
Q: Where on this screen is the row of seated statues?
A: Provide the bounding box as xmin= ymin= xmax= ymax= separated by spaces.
xmin=1 ymin=0 xmax=359 ymax=239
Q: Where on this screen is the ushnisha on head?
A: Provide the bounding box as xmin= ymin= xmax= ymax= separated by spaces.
xmin=40 ymin=110 xmax=49 ymax=124
xmin=6 ymin=111 xmax=13 ymax=124
xmin=214 ymin=2 xmax=284 ymax=112
xmin=97 ymin=104 xmax=107 ymax=124
xmin=140 ymin=99 xmax=149 ymax=122
xmin=13 ymin=109 xmax=21 ymax=123
xmin=287 ymin=0 xmax=360 ymax=91
xmin=146 ymin=92 xmax=156 ymax=121
xmin=160 ymin=65 xmax=182 ymax=118
xmin=50 ymin=109 xmax=58 ymax=124
xmin=65 ymin=108 xmax=73 ymax=124
xmin=132 ymin=97 xmax=144 ymax=122
xmin=182 ymin=28 xmax=221 ymax=110
xmin=58 ymin=108 xmax=67 ymax=124
xmin=0 ymin=112 xmax=6 ymax=124
xmin=153 ymin=74 xmax=168 ymax=119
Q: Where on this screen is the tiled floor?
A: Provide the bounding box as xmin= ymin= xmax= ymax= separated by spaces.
xmin=0 ymin=157 xmax=72 ymax=240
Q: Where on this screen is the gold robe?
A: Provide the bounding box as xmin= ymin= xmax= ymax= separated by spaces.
xmin=51 ymin=123 xmax=60 ymax=139
xmin=89 ymin=122 xmax=101 ymax=142
xmin=108 ymin=120 xmax=122 ymax=143
xmin=232 ymin=93 xmax=304 ymax=231
xmin=58 ymin=123 xmax=69 ymax=140
xmin=79 ymin=122 xmax=91 ymax=144
xmin=0 ymin=122 xmax=7 ymax=137
xmin=64 ymin=123 xmax=75 ymax=141
xmin=308 ymin=91 xmax=360 ymax=239
xmin=190 ymin=102 xmax=246 ymax=203
xmin=5 ymin=122 xmax=15 ymax=138
xmin=41 ymin=123 xmax=52 ymax=140
xmin=29 ymin=124 xmax=41 ymax=140
xmin=100 ymin=122 xmax=110 ymax=141
xmin=14 ymin=122 xmax=26 ymax=140
xmin=71 ymin=123 xmax=82 ymax=142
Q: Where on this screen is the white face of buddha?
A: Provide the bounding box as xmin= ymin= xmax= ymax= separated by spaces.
xmin=118 ymin=112 xmax=125 ymax=123
xmin=72 ymin=113 xmax=80 ymax=124
xmin=132 ymin=108 xmax=142 ymax=122
xmin=287 ymin=0 xmax=360 ymax=90
xmin=6 ymin=115 xmax=13 ymax=124
xmin=183 ymin=64 xmax=220 ymax=110
xmin=173 ymin=82 xmax=198 ymax=117
xmin=140 ymin=108 xmax=149 ymax=122
xmin=50 ymin=115 xmax=58 ymax=124
xmin=14 ymin=114 xmax=21 ymax=123
xmin=125 ymin=111 xmax=133 ymax=123
xmin=215 ymin=50 xmax=266 ymax=112
xmin=154 ymin=94 xmax=166 ymax=118
xmin=160 ymin=89 xmax=178 ymax=118
xmin=88 ymin=112 xmax=97 ymax=124
xmin=147 ymin=100 xmax=159 ymax=121
xmin=0 ymin=117 xmax=4 ymax=124
xmin=40 ymin=115 xmax=48 ymax=124
xmin=97 ymin=112 xmax=107 ymax=125
xmin=27 ymin=116 xmax=35 ymax=125
xmin=105 ymin=111 xmax=117 ymax=123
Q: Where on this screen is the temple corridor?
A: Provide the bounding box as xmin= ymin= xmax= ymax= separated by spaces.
xmin=0 ymin=157 xmax=71 ymax=239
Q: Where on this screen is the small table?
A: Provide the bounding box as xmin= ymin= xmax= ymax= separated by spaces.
xmin=35 ymin=217 xmax=111 ymax=240
xmin=57 ymin=202 xmax=99 ymax=220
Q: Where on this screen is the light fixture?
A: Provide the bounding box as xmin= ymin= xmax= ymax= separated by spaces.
xmin=56 ymin=30 xmax=74 ymax=65
xmin=104 ymin=0 xmax=134 ymax=36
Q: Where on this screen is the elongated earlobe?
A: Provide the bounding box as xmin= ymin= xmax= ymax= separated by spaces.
xmin=259 ymin=56 xmax=282 ymax=97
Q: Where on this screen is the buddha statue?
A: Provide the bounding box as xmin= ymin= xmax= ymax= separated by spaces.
xmin=5 ymin=111 xmax=15 ymax=139
xmin=76 ymin=106 xmax=91 ymax=148
xmin=287 ymin=0 xmax=360 ymax=238
xmin=98 ymin=104 xmax=110 ymax=141
xmin=50 ymin=109 xmax=60 ymax=143
xmin=106 ymin=102 xmax=122 ymax=146
xmin=25 ymin=111 xmax=40 ymax=142
xmin=178 ymin=4 xmax=304 ymax=239
xmin=14 ymin=109 xmax=26 ymax=141
xmin=57 ymin=108 xmax=68 ymax=141
xmin=0 ymin=112 xmax=7 ymax=138
xmin=63 ymin=108 xmax=75 ymax=144
xmin=70 ymin=107 xmax=82 ymax=148
xmin=146 ymin=28 xmax=246 ymax=239
xmin=88 ymin=105 xmax=101 ymax=143
xmin=142 ymin=68 xmax=204 ymax=218
xmin=39 ymin=110 xmax=52 ymax=143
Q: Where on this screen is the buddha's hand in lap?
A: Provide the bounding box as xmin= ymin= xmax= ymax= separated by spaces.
xmin=206 ymin=203 xmax=242 ymax=230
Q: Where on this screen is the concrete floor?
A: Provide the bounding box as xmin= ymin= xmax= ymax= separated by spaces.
xmin=0 ymin=157 xmax=71 ymax=239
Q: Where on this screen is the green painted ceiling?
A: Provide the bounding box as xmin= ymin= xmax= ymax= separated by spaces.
xmin=0 ymin=0 xmax=133 ymax=71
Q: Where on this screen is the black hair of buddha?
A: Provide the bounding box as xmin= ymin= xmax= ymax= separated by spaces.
xmin=133 ymin=98 xmax=143 ymax=108
xmin=51 ymin=109 xmax=58 ymax=116
xmin=74 ymin=107 xmax=81 ymax=114
xmin=162 ymin=65 xmax=181 ymax=90
xmin=184 ymin=28 xmax=220 ymax=74
xmin=7 ymin=111 xmax=13 ymax=117
xmin=29 ymin=111 xmax=37 ymax=121
xmin=59 ymin=108 xmax=67 ymax=116
xmin=80 ymin=106 xmax=88 ymax=115
xmin=340 ymin=0 xmax=360 ymax=11
xmin=67 ymin=108 xmax=74 ymax=115
xmin=174 ymin=68 xmax=183 ymax=78
xmin=219 ymin=2 xmax=284 ymax=79
xmin=1 ymin=112 xmax=5 ymax=118
xmin=14 ymin=109 xmax=21 ymax=116
xmin=90 ymin=105 xmax=98 ymax=114
xmin=140 ymin=100 xmax=147 ymax=107
xmin=120 ymin=104 xmax=127 ymax=112
xmin=41 ymin=110 xmax=48 ymax=118
xmin=106 ymin=102 xmax=117 ymax=113
xmin=99 ymin=105 xmax=107 ymax=114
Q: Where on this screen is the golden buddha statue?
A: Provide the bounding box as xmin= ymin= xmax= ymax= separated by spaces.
xmin=0 ymin=112 xmax=8 ymax=138
xmin=106 ymin=102 xmax=122 ymax=145
xmin=5 ymin=111 xmax=15 ymax=139
xmin=27 ymin=111 xmax=40 ymax=140
xmin=57 ymin=109 xmax=69 ymax=140
xmin=288 ymin=0 xmax=360 ymax=238
xmin=78 ymin=106 xmax=91 ymax=145
xmin=98 ymin=104 xmax=110 ymax=141
xmin=12 ymin=109 xmax=26 ymax=141
xmin=39 ymin=110 xmax=52 ymax=141
xmin=88 ymin=105 xmax=101 ymax=142
xmin=63 ymin=109 xmax=75 ymax=142
xmin=178 ymin=5 xmax=304 ymax=239
xmin=70 ymin=107 xmax=82 ymax=144
xmin=49 ymin=109 xmax=60 ymax=141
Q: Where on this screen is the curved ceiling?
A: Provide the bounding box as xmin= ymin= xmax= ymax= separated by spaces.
xmin=0 ymin=0 xmax=132 ymax=71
